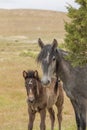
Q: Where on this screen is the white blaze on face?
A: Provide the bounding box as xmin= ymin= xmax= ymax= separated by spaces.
xmin=41 ymin=54 xmax=56 ymax=86
xmin=28 ymin=79 xmax=32 ymax=85
xmin=29 ymin=88 xmax=32 ymax=93
xmin=48 ymin=58 xmax=56 ymax=76
xmin=47 ymin=52 xmax=50 ymax=63
xmin=45 ymin=52 xmax=50 ymax=63
xmin=41 ymin=52 xmax=51 ymax=85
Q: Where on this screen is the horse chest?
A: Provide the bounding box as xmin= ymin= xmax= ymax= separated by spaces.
xmin=31 ymin=106 xmax=38 ymax=112
xmin=29 ymin=101 xmax=46 ymax=113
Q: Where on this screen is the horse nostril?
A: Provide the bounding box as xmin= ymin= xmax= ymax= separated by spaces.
xmin=41 ymin=76 xmax=51 ymax=86
xmin=48 ymin=80 xmax=50 ymax=84
xmin=28 ymin=98 xmax=34 ymax=103
xmin=41 ymin=79 xmax=50 ymax=86
xmin=27 ymin=95 xmax=35 ymax=103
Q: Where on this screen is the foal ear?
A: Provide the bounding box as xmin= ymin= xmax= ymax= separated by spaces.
xmin=34 ymin=70 xmax=38 ymax=78
xmin=38 ymin=38 xmax=44 ymax=49
xmin=23 ymin=71 xmax=28 ymax=79
xmin=52 ymin=39 xmax=58 ymax=49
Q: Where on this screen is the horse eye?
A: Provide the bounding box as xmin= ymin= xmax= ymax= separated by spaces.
xmin=52 ymin=56 xmax=56 ymax=61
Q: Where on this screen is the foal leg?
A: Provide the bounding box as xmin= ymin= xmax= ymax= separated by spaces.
xmin=56 ymin=105 xmax=63 ymax=130
xmin=28 ymin=111 xmax=35 ymax=130
xmin=56 ymin=99 xmax=63 ymax=130
xmin=39 ymin=108 xmax=46 ymax=130
xmin=48 ymin=107 xmax=55 ymax=130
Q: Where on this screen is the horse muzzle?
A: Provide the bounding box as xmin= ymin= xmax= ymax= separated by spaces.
xmin=27 ymin=95 xmax=35 ymax=103
xmin=41 ymin=75 xmax=51 ymax=86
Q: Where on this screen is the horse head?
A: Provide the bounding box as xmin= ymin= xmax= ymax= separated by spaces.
xmin=23 ymin=70 xmax=41 ymax=103
xmin=37 ymin=38 xmax=59 ymax=86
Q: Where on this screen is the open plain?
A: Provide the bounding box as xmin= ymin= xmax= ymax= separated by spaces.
xmin=0 ymin=9 xmax=76 ymax=130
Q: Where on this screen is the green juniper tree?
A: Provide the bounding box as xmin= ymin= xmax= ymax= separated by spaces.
xmin=64 ymin=0 xmax=87 ymax=66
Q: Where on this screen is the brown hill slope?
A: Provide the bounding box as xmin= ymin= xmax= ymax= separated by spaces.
xmin=0 ymin=9 xmax=69 ymax=42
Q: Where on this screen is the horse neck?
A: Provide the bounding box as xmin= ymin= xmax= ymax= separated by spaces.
xmin=36 ymin=80 xmax=45 ymax=98
xmin=34 ymin=81 xmax=46 ymax=105
xmin=57 ymin=57 xmax=74 ymax=83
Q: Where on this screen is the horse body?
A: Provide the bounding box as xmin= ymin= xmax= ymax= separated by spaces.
xmin=37 ymin=38 xmax=87 ymax=130
xmin=58 ymin=52 xmax=87 ymax=127
xmin=58 ymin=56 xmax=87 ymax=98
xmin=23 ymin=70 xmax=64 ymax=130
xmin=59 ymin=59 xmax=87 ymax=130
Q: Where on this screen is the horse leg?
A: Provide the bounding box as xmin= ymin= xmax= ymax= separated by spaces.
xmin=80 ymin=104 xmax=86 ymax=130
xmin=80 ymin=113 xmax=86 ymax=130
xmin=48 ymin=107 xmax=55 ymax=130
xmin=39 ymin=108 xmax=46 ymax=130
xmin=70 ymin=99 xmax=81 ymax=130
xmin=28 ymin=111 xmax=35 ymax=130
xmin=72 ymin=101 xmax=86 ymax=130
xmin=56 ymin=102 xmax=63 ymax=130
xmin=57 ymin=106 xmax=63 ymax=130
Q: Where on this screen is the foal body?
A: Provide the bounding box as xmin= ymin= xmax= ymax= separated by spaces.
xmin=23 ymin=70 xmax=64 ymax=130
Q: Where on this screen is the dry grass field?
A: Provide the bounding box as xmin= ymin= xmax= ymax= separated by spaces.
xmin=0 ymin=9 xmax=76 ymax=130
xmin=0 ymin=9 xmax=69 ymax=43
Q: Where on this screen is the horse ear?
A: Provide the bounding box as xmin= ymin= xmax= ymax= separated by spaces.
xmin=52 ymin=39 xmax=58 ymax=49
xmin=34 ymin=70 xmax=38 ymax=78
xmin=38 ymin=38 xmax=44 ymax=49
xmin=23 ymin=71 xmax=28 ymax=79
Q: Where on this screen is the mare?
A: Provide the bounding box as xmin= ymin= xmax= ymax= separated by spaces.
xmin=23 ymin=70 xmax=64 ymax=130
xmin=37 ymin=38 xmax=87 ymax=130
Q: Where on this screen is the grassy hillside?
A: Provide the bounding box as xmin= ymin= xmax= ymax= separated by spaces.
xmin=0 ymin=9 xmax=69 ymax=43
xmin=0 ymin=9 xmax=76 ymax=130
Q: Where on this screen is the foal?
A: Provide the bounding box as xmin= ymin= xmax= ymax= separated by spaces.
xmin=23 ymin=70 xmax=64 ymax=130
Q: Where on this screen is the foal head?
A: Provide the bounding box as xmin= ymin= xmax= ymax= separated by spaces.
xmin=37 ymin=38 xmax=59 ymax=86
xmin=23 ymin=70 xmax=41 ymax=103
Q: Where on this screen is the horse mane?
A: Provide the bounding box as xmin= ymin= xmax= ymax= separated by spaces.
xmin=59 ymin=49 xmax=69 ymax=57
xmin=27 ymin=70 xmax=41 ymax=81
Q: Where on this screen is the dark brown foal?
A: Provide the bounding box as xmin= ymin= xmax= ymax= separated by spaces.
xmin=23 ymin=70 xmax=64 ymax=130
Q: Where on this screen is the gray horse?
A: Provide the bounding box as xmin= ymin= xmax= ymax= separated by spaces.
xmin=37 ymin=38 xmax=87 ymax=130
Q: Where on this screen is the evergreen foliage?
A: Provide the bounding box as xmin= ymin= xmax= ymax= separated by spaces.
xmin=64 ymin=0 xmax=87 ymax=66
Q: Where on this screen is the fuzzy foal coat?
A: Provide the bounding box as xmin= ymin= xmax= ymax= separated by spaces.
xmin=23 ymin=70 xmax=64 ymax=130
